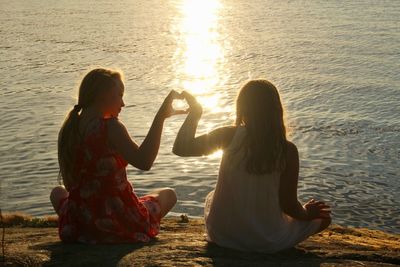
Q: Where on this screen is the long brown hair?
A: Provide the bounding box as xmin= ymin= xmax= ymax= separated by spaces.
xmin=58 ymin=68 xmax=122 ymax=191
xmin=235 ymin=79 xmax=287 ymax=175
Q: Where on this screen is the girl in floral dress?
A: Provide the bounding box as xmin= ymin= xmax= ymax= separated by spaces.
xmin=50 ymin=68 xmax=187 ymax=244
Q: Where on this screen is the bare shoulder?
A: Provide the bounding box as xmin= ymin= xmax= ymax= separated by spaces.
xmin=286 ymin=140 xmax=298 ymax=155
xmin=105 ymin=117 xmax=129 ymax=136
xmin=211 ymin=125 xmax=237 ymax=148
xmin=106 ymin=117 xmax=125 ymax=129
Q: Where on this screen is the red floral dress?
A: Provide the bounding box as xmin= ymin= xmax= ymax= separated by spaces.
xmin=57 ymin=117 xmax=161 ymax=244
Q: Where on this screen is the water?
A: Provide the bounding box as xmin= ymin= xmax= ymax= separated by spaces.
xmin=1 ymin=0 xmax=399 ymax=233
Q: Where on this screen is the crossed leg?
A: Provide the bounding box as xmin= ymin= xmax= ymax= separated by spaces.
xmin=50 ymin=185 xmax=177 ymax=218
xmin=50 ymin=185 xmax=69 ymax=216
xmin=145 ymin=187 xmax=177 ymax=218
xmin=316 ymin=216 xmax=332 ymax=233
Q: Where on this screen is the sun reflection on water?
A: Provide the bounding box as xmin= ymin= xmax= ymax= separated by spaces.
xmin=172 ymin=0 xmax=225 ymax=112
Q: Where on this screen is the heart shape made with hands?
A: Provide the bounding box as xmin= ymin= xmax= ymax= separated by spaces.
xmin=172 ymin=97 xmax=190 ymax=112
xmin=166 ymin=90 xmax=202 ymax=117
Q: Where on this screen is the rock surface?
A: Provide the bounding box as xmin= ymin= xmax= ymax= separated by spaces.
xmin=0 ymin=213 xmax=399 ymax=266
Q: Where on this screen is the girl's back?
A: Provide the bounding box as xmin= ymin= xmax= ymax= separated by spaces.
xmin=52 ymin=68 xmax=183 ymax=245
xmin=173 ymin=80 xmax=331 ymax=252
xmin=205 ymin=125 xmax=322 ymax=253
xmin=58 ymin=117 xmax=161 ymax=244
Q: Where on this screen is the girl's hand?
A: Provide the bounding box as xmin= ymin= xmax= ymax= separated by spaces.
xmin=181 ymin=91 xmax=202 ymax=118
xmin=304 ymin=199 xmax=331 ymax=220
xmin=157 ymin=90 xmax=189 ymax=119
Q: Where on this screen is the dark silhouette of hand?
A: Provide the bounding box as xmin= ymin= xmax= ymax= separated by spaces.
xmin=304 ymin=199 xmax=331 ymax=220
xmin=181 ymin=91 xmax=202 ymax=118
xmin=157 ymin=90 xmax=189 ymax=119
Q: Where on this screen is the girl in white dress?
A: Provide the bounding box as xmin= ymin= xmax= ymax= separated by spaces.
xmin=173 ymin=79 xmax=332 ymax=253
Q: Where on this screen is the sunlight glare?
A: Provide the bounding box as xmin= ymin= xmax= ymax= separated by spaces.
xmin=173 ymin=0 xmax=225 ymax=111
xmin=208 ymin=149 xmax=223 ymax=159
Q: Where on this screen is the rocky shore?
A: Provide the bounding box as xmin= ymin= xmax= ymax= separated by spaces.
xmin=1 ymin=212 xmax=399 ymax=266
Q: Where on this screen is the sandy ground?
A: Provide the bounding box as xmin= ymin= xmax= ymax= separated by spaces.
xmin=0 ymin=213 xmax=399 ymax=266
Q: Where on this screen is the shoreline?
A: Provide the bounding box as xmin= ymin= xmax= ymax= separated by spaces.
xmin=1 ymin=212 xmax=399 ymax=266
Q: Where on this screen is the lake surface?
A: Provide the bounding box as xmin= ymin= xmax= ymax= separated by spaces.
xmin=0 ymin=0 xmax=399 ymax=233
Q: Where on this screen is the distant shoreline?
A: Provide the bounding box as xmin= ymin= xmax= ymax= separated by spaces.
xmin=1 ymin=211 xmax=399 ymax=266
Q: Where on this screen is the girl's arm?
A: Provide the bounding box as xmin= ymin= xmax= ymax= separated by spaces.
xmin=279 ymin=141 xmax=331 ymax=220
xmin=173 ymin=91 xmax=235 ymax=157
xmin=173 ymin=116 xmax=236 ymax=157
xmin=107 ymin=90 xmax=187 ymax=170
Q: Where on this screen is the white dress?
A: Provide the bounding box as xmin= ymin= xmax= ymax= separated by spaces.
xmin=204 ymin=125 xmax=322 ymax=253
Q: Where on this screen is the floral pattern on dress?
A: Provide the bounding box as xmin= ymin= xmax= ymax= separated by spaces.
xmin=57 ymin=117 xmax=162 ymax=244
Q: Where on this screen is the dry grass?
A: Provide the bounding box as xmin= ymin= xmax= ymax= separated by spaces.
xmin=1 ymin=212 xmax=58 ymax=228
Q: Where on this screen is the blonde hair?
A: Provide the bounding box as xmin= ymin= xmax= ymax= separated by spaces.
xmin=235 ymin=79 xmax=287 ymax=174
xmin=58 ymin=68 xmax=122 ymax=191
